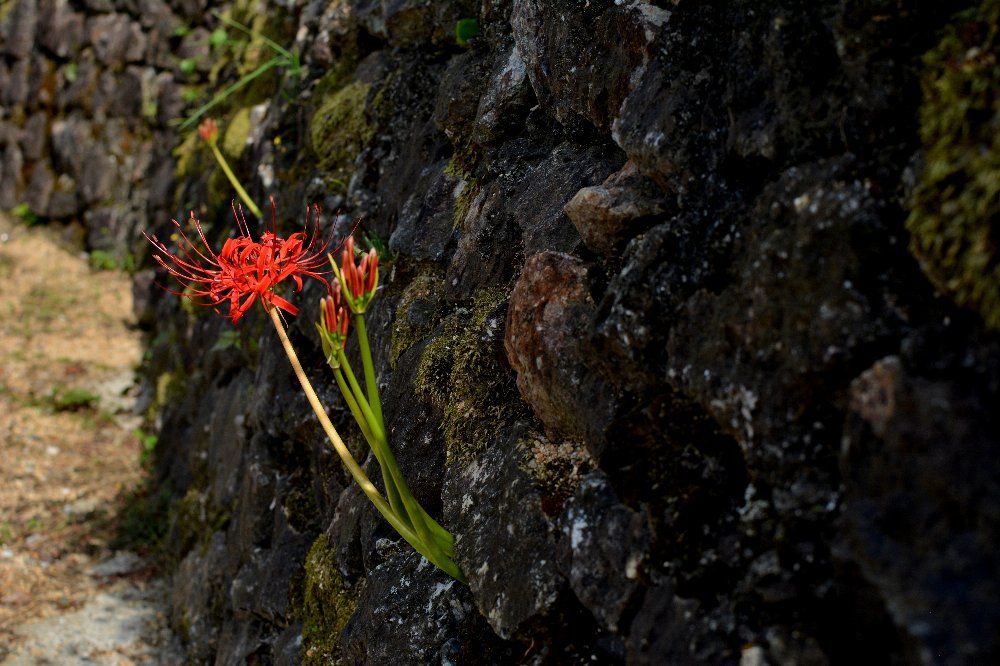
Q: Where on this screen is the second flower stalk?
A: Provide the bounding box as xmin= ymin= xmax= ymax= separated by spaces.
xmin=317 ymin=239 xmax=461 ymax=580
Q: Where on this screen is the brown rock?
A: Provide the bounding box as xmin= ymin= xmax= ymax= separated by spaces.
xmin=564 ymin=160 xmax=666 ymax=257
xmin=505 ymin=251 xmax=614 ymax=452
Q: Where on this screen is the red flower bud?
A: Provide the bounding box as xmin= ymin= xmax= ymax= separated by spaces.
xmin=198 ymin=118 xmax=219 ymax=143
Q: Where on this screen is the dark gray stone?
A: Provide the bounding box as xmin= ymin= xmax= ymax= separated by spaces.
xmin=388 ymin=160 xmax=458 ymax=261
xmin=1 ymin=0 xmax=37 ymax=58
xmin=472 ymin=40 xmax=534 ymax=144
xmin=355 ymin=0 xmax=476 ymax=48
xmin=0 ymin=143 xmax=23 ymax=209
xmin=444 ymin=424 xmax=565 ymax=639
xmin=25 ymin=160 xmax=54 ymax=216
xmin=340 ymin=550 xmax=512 ymax=663
xmin=841 ymin=353 xmax=1000 ymax=663
xmin=88 ymin=14 xmax=146 ymax=67
xmin=20 ymin=112 xmax=47 ymax=161
xmin=3 ymin=59 xmax=29 ymax=109
xmin=511 ymin=0 xmax=669 ymax=131
xmin=47 ymin=174 xmax=79 ymax=218
xmin=173 ymin=532 xmax=228 ymax=662
xmin=560 ymin=472 xmax=648 ymax=631
xmin=37 ymin=0 xmax=85 ymax=58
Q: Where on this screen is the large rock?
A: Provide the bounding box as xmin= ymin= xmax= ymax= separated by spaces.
xmin=505 ymin=251 xmax=615 ymax=452
xmin=37 ymin=0 xmax=85 ymax=58
xmin=444 ymin=424 xmax=565 ymax=638
xmin=511 ymin=0 xmax=669 ymax=131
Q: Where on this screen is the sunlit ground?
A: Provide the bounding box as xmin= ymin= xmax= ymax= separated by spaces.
xmin=0 ymin=215 xmax=173 ymax=659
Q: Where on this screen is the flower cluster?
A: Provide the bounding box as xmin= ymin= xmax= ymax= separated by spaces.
xmin=145 ymin=202 xmax=330 ymax=323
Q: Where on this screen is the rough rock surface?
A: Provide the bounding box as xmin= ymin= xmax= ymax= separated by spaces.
xmin=5 ymin=0 xmax=999 ymax=662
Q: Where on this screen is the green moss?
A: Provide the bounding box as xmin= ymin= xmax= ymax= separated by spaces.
xmin=222 ymin=106 xmax=253 ymax=159
xmin=309 ymin=81 xmax=374 ymax=192
xmin=313 ymin=58 xmax=359 ymax=101
xmin=415 ymin=286 xmax=527 ymax=465
xmin=907 ymin=1 xmax=1000 ymax=328
xmin=172 ymin=488 xmax=229 ymax=557
xmin=444 ymin=149 xmax=483 ymax=229
xmin=298 ymin=534 xmax=361 ymax=665
xmin=390 ymin=271 xmax=447 ymax=366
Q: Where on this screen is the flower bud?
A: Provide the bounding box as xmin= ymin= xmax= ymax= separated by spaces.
xmin=198 ymin=118 xmax=219 ymax=143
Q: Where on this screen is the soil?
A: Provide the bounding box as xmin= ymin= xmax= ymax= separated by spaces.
xmin=0 ymin=216 xmax=181 ymax=663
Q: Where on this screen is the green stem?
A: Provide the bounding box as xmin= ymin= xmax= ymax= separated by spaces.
xmin=355 ymin=315 xmax=384 ymax=429
xmin=208 ymin=140 xmax=263 ymax=218
xmin=333 ymin=367 xmax=407 ymax=524
xmin=337 ymin=349 xmax=454 ymax=558
xmin=267 ymin=308 xmax=463 ymax=580
xmin=338 ymin=351 xmax=445 ymax=556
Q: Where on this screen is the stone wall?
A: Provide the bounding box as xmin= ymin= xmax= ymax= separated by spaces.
xmin=7 ymin=0 xmax=1000 ymax=663
xmin=0 ymin=0 xmax=205 ymax=259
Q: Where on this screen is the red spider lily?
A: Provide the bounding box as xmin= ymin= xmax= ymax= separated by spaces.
xmin=335 ymin=236 xmax=379 ymax=313
xmin=145 ymin=201 xmax=339 ymax=323
xmin=198 ymin=118 xmax=219 ymax=143
xmin=316 ymin=279 xmax=350 ymax=365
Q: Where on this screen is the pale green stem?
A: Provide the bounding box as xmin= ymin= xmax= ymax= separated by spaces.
xmin=337 ymin=350 xmax=448 ymax=561
xmin=333 ymin=366 xmax=407 ymax=524
xmin=354 ymin=315 xmax=384 ymax=428
xmin=207 ymin=140 xmax=263 ymax=219
xmin=338 ymin=349 xmax=454 ymax=558
xmin=268 ymin=308 xmax=463 ymax=581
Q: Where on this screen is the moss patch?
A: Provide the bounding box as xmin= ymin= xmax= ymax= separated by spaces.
xmin=415 ymin=286 xmax=527 ymax=465
xmin=309 ymin=81 xmax=374 ymax=192
xmin=171 ymin=488 xmax=229 ymax=558
xmin=907 ymin=1 xmax=1000 ymax=328
xmin=390 ymin=271 xmax=447 ymax=366
xmin=298 ymin=534 xmax=362 ymax=665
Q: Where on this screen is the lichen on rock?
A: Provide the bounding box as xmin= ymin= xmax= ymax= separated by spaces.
xmin=298 ymin=533 xmax=361 ymax=666
xmin=415 ymin=286 xmax=527 ymax=466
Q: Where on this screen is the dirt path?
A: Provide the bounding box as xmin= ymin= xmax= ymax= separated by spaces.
xmin=0 ymin=216 xmax=181 ymax=663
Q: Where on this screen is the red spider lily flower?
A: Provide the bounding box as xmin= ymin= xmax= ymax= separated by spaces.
xmin=316 ymin=279 xmax=350 ymax=367
xmin=145 ymin=201 xmax=338 ymax=324
xmin=198 ymin=118 xmax=219 ymax=143
xmin=332 ymin=236 xmax=379 ymax=314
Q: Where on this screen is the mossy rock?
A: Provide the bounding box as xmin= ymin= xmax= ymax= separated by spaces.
xmin=907 ymin=0 xmax=1000 ymax=328
xmin=415 ymin=286 xmax=527 ymax=465
xmin=171 ymin=488 xmax=229 ymax=558
xmin=309 ymin=81 xmax=374 ymax=192
xmin=298 ymin=534 xmax=362 ymax=665
xmin=390 ymin=271 xmax=447 ymax=366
